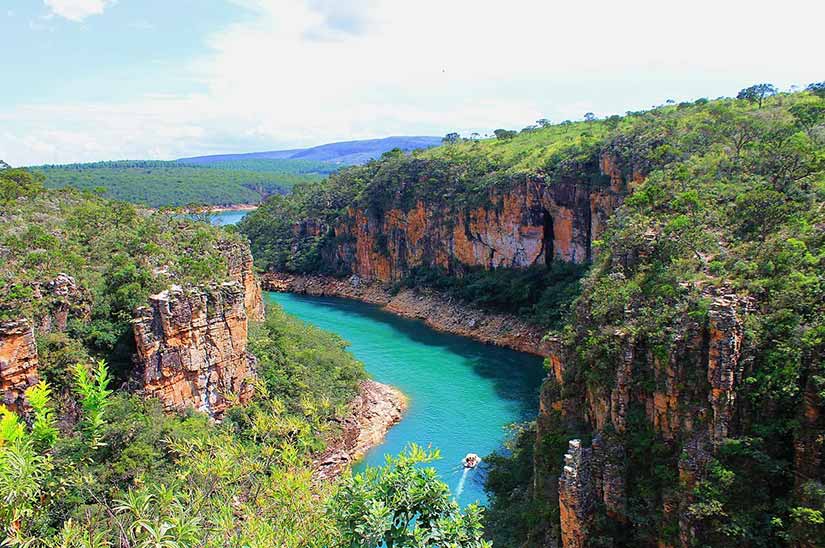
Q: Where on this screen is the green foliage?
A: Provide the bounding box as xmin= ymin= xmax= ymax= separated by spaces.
xmin=1 ymin=186 xmax=241 ymax=372
xmin=73 ymin=360 xmax=113 ymax=448
xmin=31 ymin=159 xmax=333 ymax=208
xmin=330 ymin=444 xmax=491 ymax=548
xmin=736 ymin=83 xmax=778 ymax=108
xmin=483 ymin=423 xmax=550 ymax=548
xmin=248 ymin=303 xmax=367 ymax=417
xmin=398 ymin=263 xmax=587 ymax=328
xmin=25 ymin=381 xmax=59 ymax=450
xmin=0 ymin=167 xmax=44 ymax=203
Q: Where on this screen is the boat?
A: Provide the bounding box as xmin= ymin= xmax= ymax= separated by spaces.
xmin=463 ymin=453 xmax=481 ymax=469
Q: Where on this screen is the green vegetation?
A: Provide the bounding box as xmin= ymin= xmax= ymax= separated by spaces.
xmin=30 ymin=159 xmax=333 ymax=208
xmin=540 ymin=86 xmax=822 ymax=544
xmin=332 ymin=445 xmax=490 ymax=548
xmin=0 ymin=311 xmax=484 ymax=547
xmin=1 ymin=175 xmax=483 ymax=547
xmin=0 ymin=169 xmax=240 ymax=376
xmin=395 ymin=264 xmax=586 ymax=329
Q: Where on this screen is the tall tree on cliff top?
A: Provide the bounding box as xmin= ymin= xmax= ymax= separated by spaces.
xmin=737 ymin=83 xmax=778 ymax=107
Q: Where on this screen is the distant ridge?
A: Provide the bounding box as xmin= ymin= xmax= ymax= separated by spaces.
xmin=177 ymin=136 xmax=442 ymax=166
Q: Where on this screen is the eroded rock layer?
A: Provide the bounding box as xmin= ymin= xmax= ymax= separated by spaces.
xmin=314 ymin=380 xmax=407 ymax=480
xmin=0 ymin=319 xmax=39 ymax=411
xmin=218 ymin=239 xmax=265 ymax=321
xmin=308 ymin=164 xmax=625 ymax=282
xmin=132 ymin=282 xmax=257 ymax=418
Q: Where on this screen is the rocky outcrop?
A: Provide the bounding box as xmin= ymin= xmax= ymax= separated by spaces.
xmin=0 ymin=319 xmax=39 ymax=411
xmin=539 ymin=288 xmax=752 ymax=547
xmin=132 ymin=282 xmax=257 ymax=418
xmin=558 ymin=440 xmax=594 ymax=548
xmin=279 ymin=156 xmax=630 ymax=284
xmin=263 ymin=272 xmax=554 ymax=357
xmin=314 ymin=380 xmax=407 ymax=480
xmin=217 ymin=240 xmax=265 ymax=321
xmin=320 ymin=174 xmax=625 ymax=282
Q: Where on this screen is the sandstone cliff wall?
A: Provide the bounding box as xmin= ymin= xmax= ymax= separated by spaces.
xmin=218 ymin=239 xmax=265 ymax=321
xmin=536 ymin=287 xmax=751 ymax=547
xmin=296 ymin=158 xmax=627 ymax=283
xmin=263 ymin=272 xmax=553 ymax=357
xmin=132 ymin=282 xmax=257 ymax=418
xmin=0 ymin=319 xmax=39 ymax=411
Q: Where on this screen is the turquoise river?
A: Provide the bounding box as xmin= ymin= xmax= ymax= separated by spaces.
xmin=267 ymin=292 xmax=545 ymax=507
xmin=215 ymin=208 xmax=546 ymax=506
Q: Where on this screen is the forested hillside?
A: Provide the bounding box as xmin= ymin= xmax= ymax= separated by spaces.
xmin=240 ymin=84 xmax=825 ymax=546
xmin=30 ymin=160 xmax=330 ymax=207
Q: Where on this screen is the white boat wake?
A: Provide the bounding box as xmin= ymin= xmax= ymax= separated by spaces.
xmin=455 ymin=467 xmax=470 ymax=499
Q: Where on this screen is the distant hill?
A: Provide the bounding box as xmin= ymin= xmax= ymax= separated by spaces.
xmin=29 ymin=160 xmax=329 ymax=208
xmin=178 ymin=136 xmax=443 ymax=166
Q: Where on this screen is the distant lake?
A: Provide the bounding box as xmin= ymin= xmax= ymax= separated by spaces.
xmin=210 ymin=209 xmax=253 ymax=226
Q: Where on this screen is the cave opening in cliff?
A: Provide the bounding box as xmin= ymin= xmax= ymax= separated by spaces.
xmin=542 ymin=209 xmax=554 ymax=265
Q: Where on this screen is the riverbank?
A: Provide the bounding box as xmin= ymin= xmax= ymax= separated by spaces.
xmin=314 ymin=379 xmax=407 ymax=480
xmin=209 ymin=204 xmax=259 ymax=213
xmin=263 ymin=273 xmax=554 ymax=358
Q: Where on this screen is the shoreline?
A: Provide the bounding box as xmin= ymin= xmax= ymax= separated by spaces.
xmin=209 ymin=204 xmax=259 ymax=213
xmin=314 ymin=379 xmax=407 ymax=480
xmin=263 ymin=272 xmax=554 ymax=358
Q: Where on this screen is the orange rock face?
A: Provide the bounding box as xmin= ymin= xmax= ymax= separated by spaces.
xmin=0 ymin=319 xmax=40 ymax=411
xmin=132 ymin=283 xmax=257 ymax=418
xmin=324 ymin=173 xmax=625 ymax=282
xmin=218 ymin=240 xmax=265 ymax=321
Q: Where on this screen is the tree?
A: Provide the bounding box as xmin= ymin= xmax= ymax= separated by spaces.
xmin=584 ymin=112 xmax=597 ymax=122
xmin=737 ymin=83 xmax=778 ymax=108
xmin=0 ymin=168 xmax=44 ymax=204
xmin=806 ymin=81 xmax=825 ymax=99
xmin=330 ymin=445 xmax=490 ymax=548
xmin=442 ymin=132 xmax=461 ymax=144
xmin=493 ymin=129 xmax=517 ymax=140
xmin=789 ymin=102 xmax=825 ymax=135
xmin=536 ymin=118 xmax=552 ymax=128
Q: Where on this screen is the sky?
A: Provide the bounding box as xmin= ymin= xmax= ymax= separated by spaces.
xmin=2 ymin=0 xmax=824 ymax=166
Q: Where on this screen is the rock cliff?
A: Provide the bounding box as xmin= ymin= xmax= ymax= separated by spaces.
xmin=0 ymin=319 xmax=39 ymax=411
xmin=535 ymin=287 xmax=753 ymax=547
xmin=318 ymin=173 xmax=624 ymax=282
xmin=132 ymin=282 xmax=258 ymax=418
xmin=218 ymin=239 xmax=265 ymax=321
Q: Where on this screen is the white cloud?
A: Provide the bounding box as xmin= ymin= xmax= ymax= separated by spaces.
xmin=43 ymin=0 xmax=115 ymax=22
xmin=6 ymin=0 xmax=825 ymax=164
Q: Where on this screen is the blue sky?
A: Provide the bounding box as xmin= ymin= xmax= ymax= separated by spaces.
xmin=3 ymin=0 xmax=824 ymax=165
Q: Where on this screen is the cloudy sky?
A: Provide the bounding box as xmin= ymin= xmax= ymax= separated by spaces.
xmin=2 ymin=0 xmax=823 ymax=165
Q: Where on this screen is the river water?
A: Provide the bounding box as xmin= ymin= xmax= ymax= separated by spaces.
xmin=268 ymin=292 xmax=545 ymax=507
xmin=215 ymin=207 xmax=545 ymax=506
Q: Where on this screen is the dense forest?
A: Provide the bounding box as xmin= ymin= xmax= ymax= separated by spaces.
xmin=240 ymin=84 xmax=825 ymax=546
xmin=0 ymin=168 xmax=490 ymax=547
xmin=29 ymin=159 xmax=334 ymax=208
